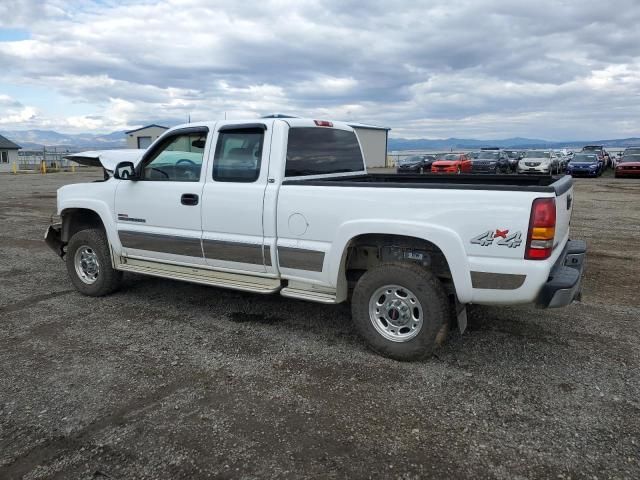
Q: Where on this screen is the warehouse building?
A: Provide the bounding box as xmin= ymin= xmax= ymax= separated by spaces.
xmin=0 ymin=134 xmax=21 ymax=173
xmin=125 ymin=124 xmax=168 ymax=149
xmin=348 ymin=123 xmax=391 ymax=168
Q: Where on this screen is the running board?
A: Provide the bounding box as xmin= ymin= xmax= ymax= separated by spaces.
xmin=280 ymin=287 xmax=337 ymax=304
xmin=116 ymin=257 xmax=281 ymax=294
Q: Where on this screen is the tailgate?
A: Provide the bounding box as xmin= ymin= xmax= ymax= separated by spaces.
xmin=553 ymin=176 xmax=573 ymax=246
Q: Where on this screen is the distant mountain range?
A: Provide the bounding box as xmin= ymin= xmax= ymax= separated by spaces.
xmin=1 ymin=128 xmax=638 ymax=152
xmin=0 ymin=129 xmax=127 ymax=150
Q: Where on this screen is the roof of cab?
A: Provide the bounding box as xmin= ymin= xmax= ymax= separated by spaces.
xmin=168 ymin=118 xmax=356 ymax=132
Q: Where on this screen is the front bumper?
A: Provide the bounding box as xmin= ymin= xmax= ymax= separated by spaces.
xmin=568 ymin=168 xmax=599 ymax=177
xmin=567 ymin=167 xmax=601 ymax=177
xmin=397 ymin=166 xmax=422 ymax=173
xmin=44 ymin=223 xmax=65 ymax=257
xmin=472 ymin=165 xmax=497 ymax=173
xmin=432 ymin=167 xmax=458 ymax=173
xmin=536 ymin=239 xmax=586 ymax=308
xmin=518 ymin=165 xmax=550 ymax=174
xmin=615 ymin=168 xmax=640 ymax=177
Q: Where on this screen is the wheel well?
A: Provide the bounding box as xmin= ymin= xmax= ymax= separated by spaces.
xmin=61 ymin=208 xmax=105 ymax=242
xmin=342 ymin=234 xmax=453 ymax=291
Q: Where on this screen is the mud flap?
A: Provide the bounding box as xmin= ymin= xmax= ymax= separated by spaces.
xmin=456 ymin=301 xmax=467 ymax=334
xmin=44 ymin=224 xmax=65 ymax=258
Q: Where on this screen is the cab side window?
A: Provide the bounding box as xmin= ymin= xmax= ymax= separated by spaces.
xmin=212 ymin=128 xmax=264 ymax=182
xmin=142 ymin=132 xmax=207 ymax=182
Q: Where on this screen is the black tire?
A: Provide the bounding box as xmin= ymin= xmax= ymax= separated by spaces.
xmin=65 ymin=228 xmax=122 ymax=296
xmin=351 ymin=262 xmax=449 ymax=361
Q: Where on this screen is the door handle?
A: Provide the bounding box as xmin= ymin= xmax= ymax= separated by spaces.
xmin=181 ymin=193 xmax=199 ymax=206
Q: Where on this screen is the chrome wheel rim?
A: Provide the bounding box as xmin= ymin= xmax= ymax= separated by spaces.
xmin=368 ymin=285 xmax=424 ymax=342
xmin=74 ymin=245 xmax=100 ymax=284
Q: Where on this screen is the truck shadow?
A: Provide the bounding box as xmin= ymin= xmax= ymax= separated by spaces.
xmin=119 ymin=273 xmax=577 ymax=360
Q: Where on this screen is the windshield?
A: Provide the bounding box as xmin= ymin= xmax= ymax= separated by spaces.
xmin=571 ymin=153 xmax=598 ymax=163
xmin=582 ymin=146 xmax=602 ymax=152
xmin=621 ymin=153 xmax=640 ymax=163
xmin=526 ymin=151 xmax=550 ymax=159
xmin=439 ymin=154 xmax=459 ymax=161
xmin=476 ymin=152 xmax=499 ymax=160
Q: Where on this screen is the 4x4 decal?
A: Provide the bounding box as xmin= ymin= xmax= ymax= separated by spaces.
xmin=471 ymin=229 xmax=523 ymax=248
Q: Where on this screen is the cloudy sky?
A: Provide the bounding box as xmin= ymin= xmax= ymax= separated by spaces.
xmin=0 ymin=0 xmax=638 ymax=139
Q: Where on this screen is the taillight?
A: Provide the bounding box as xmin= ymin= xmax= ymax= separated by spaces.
xmin=525 ymin=197 xmax=556 ymax=260
xmin=314 ymin=120 xmax=333 ymax=127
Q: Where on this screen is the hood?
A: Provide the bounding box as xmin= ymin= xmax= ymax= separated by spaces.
xmin=432 ymin=160 xmax=457 ymax=167
xmin=569 ymin=162 xmax=598 ymax=167
xmin=64 ymin=149 xmax=143 ymax=171
xmin=617 ymin=161 xmax=640 ymax=167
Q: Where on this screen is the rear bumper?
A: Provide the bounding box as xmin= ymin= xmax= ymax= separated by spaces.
xmin=535 ymin=240 xmax=586 ymax=308
xmin=44 ymin=223 xmax=65 ymax=257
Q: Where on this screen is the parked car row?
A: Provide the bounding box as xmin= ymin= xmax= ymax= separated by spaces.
xmin=396 ymin=144 xmax=639 ymax=179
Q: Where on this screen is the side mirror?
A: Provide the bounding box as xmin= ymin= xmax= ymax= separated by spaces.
xmin=114 ymin=161 xmax=137 ymax=180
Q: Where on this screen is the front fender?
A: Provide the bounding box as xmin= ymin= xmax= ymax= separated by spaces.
xmin=58 ymin=183 xmax=122 ymax=255
xmin=328 ymin=219 xmax=473 ymax=303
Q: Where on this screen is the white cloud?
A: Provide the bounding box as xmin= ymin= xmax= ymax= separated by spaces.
xmin=0 ymin=0 xmax=638 ymax=139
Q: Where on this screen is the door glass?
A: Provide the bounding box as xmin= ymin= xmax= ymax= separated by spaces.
xmin=142 ymin=132 xmax=207 ymax=182
xmin=212 ymin=128 xmax=264 ymax=182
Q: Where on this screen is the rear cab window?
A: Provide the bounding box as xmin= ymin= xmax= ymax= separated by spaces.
xmin=285 ymin=126 xmax=365 ymax=177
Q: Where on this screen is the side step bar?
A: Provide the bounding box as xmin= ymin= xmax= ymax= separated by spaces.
xmin=116 ymin=256 xmax=281 ymax=294
xmin=280 ymin=287 xmax=337 ymax=304
xmin=280 ymin=280 xmax=337 ymax=304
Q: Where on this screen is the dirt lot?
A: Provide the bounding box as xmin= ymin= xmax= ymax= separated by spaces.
xmin=0 ymin=170 xmax=638 ymax=479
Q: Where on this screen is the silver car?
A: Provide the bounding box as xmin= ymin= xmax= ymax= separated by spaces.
xmin=517 ymin=151 xmax=556 ymax=175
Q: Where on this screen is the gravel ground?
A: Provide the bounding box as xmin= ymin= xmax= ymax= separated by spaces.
xmin=0 ymin=170 xmax=638 ymax=479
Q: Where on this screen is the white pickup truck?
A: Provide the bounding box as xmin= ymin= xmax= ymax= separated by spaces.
xmin=45 ymin=118 xmax=586 ymax=360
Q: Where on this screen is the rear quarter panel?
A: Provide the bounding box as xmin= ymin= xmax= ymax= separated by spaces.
xmin=276 ymin=184 xmax=556 ymax=303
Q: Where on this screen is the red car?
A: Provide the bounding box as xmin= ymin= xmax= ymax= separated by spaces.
xmin=431 ymin=153 xmax=472 ymax=174
xmin=615 ymin=148 xmax=640 ymax=178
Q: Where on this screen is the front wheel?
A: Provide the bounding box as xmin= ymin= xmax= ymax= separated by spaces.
xmin=65 ymin=228 xmax=122 ymax=296
xmin=351 ymin=263 xmax=449 ymax=361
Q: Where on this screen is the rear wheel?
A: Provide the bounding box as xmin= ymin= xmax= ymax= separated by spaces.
xmin=65 ymin=228 xmax=122 ymax=296
xmin=351 ymin=263 xmax=449 ymax=361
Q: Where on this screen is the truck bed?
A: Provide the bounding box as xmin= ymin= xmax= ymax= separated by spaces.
xmin=283 ymin=173 xmax=572 ymax=194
